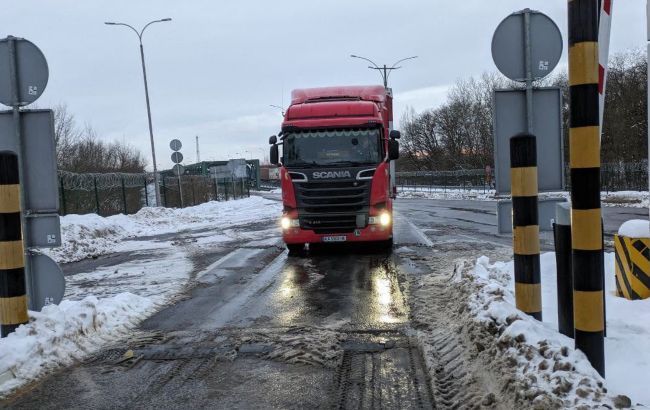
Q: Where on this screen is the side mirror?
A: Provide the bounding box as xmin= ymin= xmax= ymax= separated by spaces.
xmin=270 ymin=145 xmax=279 ymax=165
xmin=269 ymin=135 xmax=277 ymax=145
xmin=389 ymin=130 xmax=401 ymax=140
xmin=388 ymin=139 xmax=399 ymax=161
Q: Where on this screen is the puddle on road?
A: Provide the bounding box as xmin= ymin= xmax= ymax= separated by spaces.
xmin=247 ymin=250 xmax=410 ymax=330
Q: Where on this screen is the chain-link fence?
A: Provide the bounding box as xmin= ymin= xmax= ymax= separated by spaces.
xmin=396 ymin=169 xmax=490 ymax=192
xmin=257 ymin=163 xmax=648 ymax=194
xmin=396 ymin=161 xmax=649 ymax=193
xmin=59 ymin=171 xmax=250 ymax=216
xmin=598 ymin=161 xmax=647 ymax=192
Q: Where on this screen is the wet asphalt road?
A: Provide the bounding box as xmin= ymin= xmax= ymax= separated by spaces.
xmin=3 ymin=197 xmax=644 ymax=409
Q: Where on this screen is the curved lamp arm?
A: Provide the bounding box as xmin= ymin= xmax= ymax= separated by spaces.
xmin=350 ymin=54 xmax=381 ymax=70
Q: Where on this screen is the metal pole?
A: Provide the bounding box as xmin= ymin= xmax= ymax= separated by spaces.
xmin=177 ymin=173 xmax=184 ymax=208
xmin=554 ymin=203 xmax=574 ymax=337
xmin=568 ymin=0 xmax=605 ymax=377
xmin=524 ymin=9 xmax=534 ymax=134
xmin=7 ymin=37 xmax=35 ymax=313
xmin=139 ymin=41 xmax=161 ymax=207
xmin=162 ymin=176 xmax=167 ymax=207
xmin=121 ymin=177 xmax=128 ymax=214
xmin=511 ymin=134 xmax=542 ymax=320
xmin=60 ymin=176 xmax=67 ymax=216
xmin=647 ymin=0 xmax=650 ymax=223
xmin=0 ymin=153 xmax=29 ymax=337
xmin=196 ymin=135 xmax=200 ymax=163
xmin=143 ymin=177 xmax=149 ymax=207
xmin=191 ymin=178 xmax=196 ymax=205
xmin=94 ymin=177 xmax=100 ymax=214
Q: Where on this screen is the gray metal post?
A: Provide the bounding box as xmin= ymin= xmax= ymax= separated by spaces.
xmin=554 ymin=203 xmax=573 ymax=337
xmin=191 ymin=178 xmax=196 ymax=205
xmin=177 ymin=173 xmax=184 ymax=208
xmin=121 ymin=177 xmax=127 ymax=214
xmin=7 ymin=37 xmax=34 ymax=311
xmin=524 ymin=9 xmax=534 ymax=134
xmin=59 ymin=176 xmax=67 ymax=215
xmin=94 ymin=177 xmax=100 ymax=214
xmin=143 ymin=177 xmax=148 ymax=207
xmin=105 ymin=20 xmax=171 ymax=207
xmin=139 ymin=42 xmax=161 ymax=207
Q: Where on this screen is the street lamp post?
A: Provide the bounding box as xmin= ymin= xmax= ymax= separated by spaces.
xmin=105 ymin=18 xmax=172 ymax=207
xmin=269 ymin=104 xmax=285 ymax=116
xmin=350 ymin=54 xmax=418 ymax=88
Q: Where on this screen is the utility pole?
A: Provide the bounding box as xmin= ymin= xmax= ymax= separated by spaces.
xmin=105 ymin=18 xmax=172 ymax=207
xmin=350 ymin=55 xmax=418 ymax=89
xmin=196 ymin=135 xmax=200 ymax=163
xmin=567 ymin=0 xmax=605 ymax=377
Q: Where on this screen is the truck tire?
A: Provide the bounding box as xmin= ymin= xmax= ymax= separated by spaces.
xmin=287 ymin=243 xmax=305 ymax=256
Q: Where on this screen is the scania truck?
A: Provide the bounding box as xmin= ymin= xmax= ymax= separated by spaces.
xmin=268 ymin=85 xmax=400 ymax=253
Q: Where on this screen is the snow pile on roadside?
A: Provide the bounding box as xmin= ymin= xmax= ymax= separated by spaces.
xmin=48 ymin=196 xmax=281 ymax=263
xmin=397 ymin=187 xmax=496 ymax=201
xmin=618 ymin=219 xmax=650 ymax=238
xmin=46 ymin=213 xmax=130 ymax=264
xmin=602 ymin=191 xmax=648 ymax=208
xmin=397 ymin=188 xmax=649 ymax=208
xmin=0 ymin=293 xmax=156 ymax=397
xmin=469 ymin=253 xmax=647 ymax=407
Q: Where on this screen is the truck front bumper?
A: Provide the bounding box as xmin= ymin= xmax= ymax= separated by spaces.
xmin=282 ymin=224 xmax=392 ymax=245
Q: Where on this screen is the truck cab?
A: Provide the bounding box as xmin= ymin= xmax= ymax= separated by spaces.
xmin=269 ymin=85 xmax=399 ymax=253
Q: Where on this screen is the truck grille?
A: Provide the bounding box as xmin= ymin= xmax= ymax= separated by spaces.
xmin=295 ymin=180 xmax=370 ymax=234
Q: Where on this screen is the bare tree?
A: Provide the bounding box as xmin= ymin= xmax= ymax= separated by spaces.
xmin=53 ymin=104 xmax=147 ymax=173
xmin=399 ymin=50 xmax=648 ymax=172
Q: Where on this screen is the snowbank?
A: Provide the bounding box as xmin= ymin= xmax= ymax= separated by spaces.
xmin=602 ymin=191 xmax=648 ymax=208
xmin=618 ymin=219 xmax=650 ymax=238
xmin=397 ymin=187 xmax=497 ymax=201
xmin=397 ymin=188 xmax=650 ymax=208
xmin=470 ymin=253 xmax=649 ymax=407
xmin=48 ymin=196 xmax=281 ymax=263
xmin=0 ymin=293 xmax=156 ymax=396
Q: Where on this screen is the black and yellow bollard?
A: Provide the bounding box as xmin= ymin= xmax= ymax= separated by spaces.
xmin=568 ymin=0 xmax=605 ymax=376
xmin=554 ymin=202 xmax=574 ymax=337
xmin=0 ymin=152 xmax=28 ymax=337
xmin=510 ymin=133 xmax=542 ymax=321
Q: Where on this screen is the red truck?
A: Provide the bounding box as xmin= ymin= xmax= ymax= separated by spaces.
xmin=268 ymin=85 xmax=400 ymax=254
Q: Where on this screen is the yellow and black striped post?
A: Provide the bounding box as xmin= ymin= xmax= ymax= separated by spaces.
xmin=0 ymin=152 xmax=28 ymax=337
xmin=510 ymin=133 xmax=542 ymax=320
xmin=568 ymin=0 xmax=605 ymax=376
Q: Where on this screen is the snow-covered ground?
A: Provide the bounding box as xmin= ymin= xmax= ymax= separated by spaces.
xmin=47 ymin=195 xmax=280 ymax=263
xmin=0 ymin=294 xmax=155 ymax=394
xmin=0 ymin=196 xmax=282 ymax=397
xmin=397 ymin=187 xmax=497 ymax=201
xmin=471 ymin=253 xmax=649 ymax=407
xmin=398 ymin=187 xmax=650 ymax=208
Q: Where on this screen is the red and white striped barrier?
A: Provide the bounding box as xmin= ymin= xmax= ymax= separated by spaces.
xmin=599 ymin=0 xmax=613 ymax=131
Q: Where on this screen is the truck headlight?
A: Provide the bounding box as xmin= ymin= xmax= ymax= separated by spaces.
xmin=369 ymin=212 xmax=391 ymax=226
xmin=281 ymin=217 xmax=299 ymax=230
xmin=379 ymin=212 xmax=391 ymax=226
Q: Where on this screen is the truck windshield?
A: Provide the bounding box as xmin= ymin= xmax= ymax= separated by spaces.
xmin=283 ymin=128 xmax=382 ymax=167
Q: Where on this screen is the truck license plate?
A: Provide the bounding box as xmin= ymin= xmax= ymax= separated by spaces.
xmin=322 ymin=235 xmax=347 ymax=243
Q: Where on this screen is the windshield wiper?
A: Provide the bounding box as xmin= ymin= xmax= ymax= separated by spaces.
xmin=326 ymin=160 xmax=373 ymax=166
xmin=287 ymin=161 xmax=319 ymax=168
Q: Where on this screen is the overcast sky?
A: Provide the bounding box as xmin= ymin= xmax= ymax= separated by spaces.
xmin=2 ymin=1 xmax=646 ymax=170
